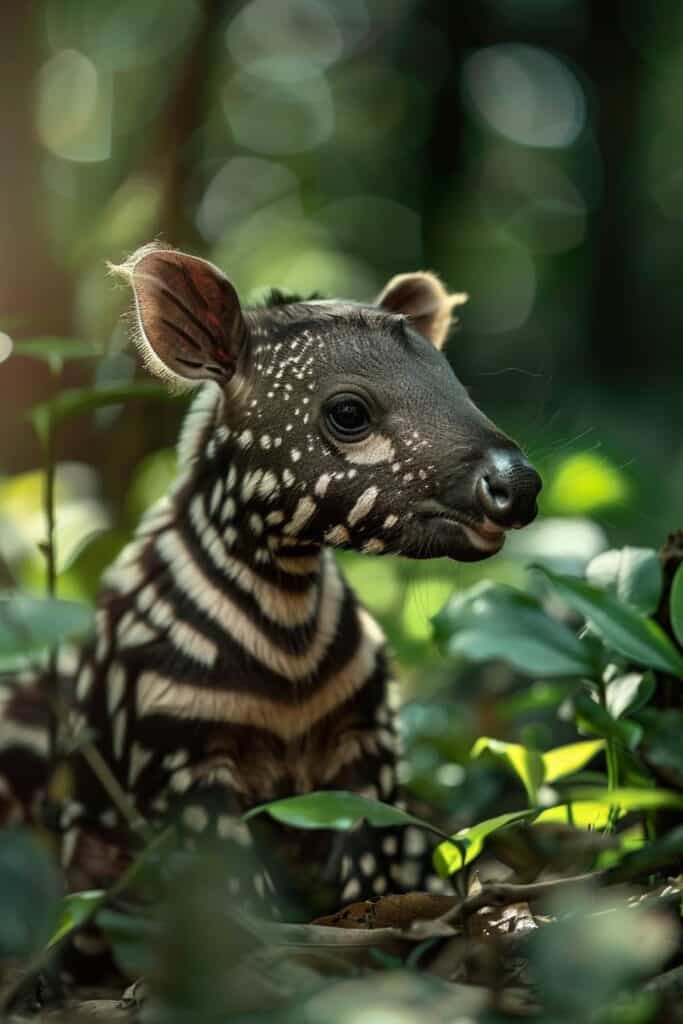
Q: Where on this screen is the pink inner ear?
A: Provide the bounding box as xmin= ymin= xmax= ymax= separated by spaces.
xmin=132 ymin=250 xmax=246 ymax=383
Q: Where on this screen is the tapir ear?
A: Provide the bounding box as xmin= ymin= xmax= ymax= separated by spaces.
xmin=376 ymin=272 xmax=467 ymax=350
xmin=111 ymin=245 xmax=247 ymax=388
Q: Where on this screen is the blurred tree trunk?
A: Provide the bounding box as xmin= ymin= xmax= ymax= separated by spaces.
xmin=584 ymin=0 xmax=643 ymax=386
xmin=0 ymin=1 xmax=74 ymax=472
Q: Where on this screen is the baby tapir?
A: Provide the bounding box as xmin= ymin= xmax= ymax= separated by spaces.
xmin=0 ymin=245 xmax=541 ymax=956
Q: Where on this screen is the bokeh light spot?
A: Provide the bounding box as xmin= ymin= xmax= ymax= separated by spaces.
xmin=547 ymin=453 xmax=631 ymax=514
xmin=226 ymin=0 xmax=343 ymax=81
xmin=37 ymin=49 xmax=112 ymax=162
xmin=0 ymin=333 xmax=13 ymax=364
xmin=197 ymin=158 xmax=298 ymax=243
xmin=463 ymin=44 xmax=586 ymax=148
xmin=222 ymin=71 xmax=333 ymax=155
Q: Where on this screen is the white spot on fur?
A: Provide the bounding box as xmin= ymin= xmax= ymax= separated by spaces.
xmin=258 ymin=471 xmax=278 ymax=500
xmin=76 ymin=664 xmax=93 ymax=703
xmin=291 ymin=449 xmax=301 ymax=462
xmin=284 ymin=496 xmax=316 ymax=536
xmin=209 ymin=480 xmax=223 ymax=516
xmin=217 ymin=816 xmax=251 ymax=845
xmin=363 ymin=539 xmax=385 ymax=554
xmin=341 ymin=878 xmax=361 ymax=902
xmin=128 ymin=743 xmax=154 ymax=785
xmin=325 ymin=524 xmax=350 ymax=545
xmin=360 ymin=852 xmax=376 ymax=876
xmin=107 ymin=664 xmax=126 ymax=715
xmin=383 ymin=515 xmax=398 ymax=529
xmin=315 ymin=473 xmax=331 ymax=497
xmin=382 ymin=835 xmax=398 ymax=857
xmin=405 ymin=827 xmax=427 ymax=857
xmin=348 ymin=486 xmax=378 ymax=526
xmin=249 ymin=513 xmax=264 ymax=535
xmin=380 ymin=764 xmax=394 ymax=796
xmin=183 ymin=805 xmax=209 ymax=832
xmin=344 ymin=433 xmax=395 ymax=466
xmin=238 ymin=429 xmax=253 ymax=449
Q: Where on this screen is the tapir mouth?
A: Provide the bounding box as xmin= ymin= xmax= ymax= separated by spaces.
xmin=428 ymin=512 xmax=505 ymax=553
xmin=415 ymin=500 xmax=507 ymax=559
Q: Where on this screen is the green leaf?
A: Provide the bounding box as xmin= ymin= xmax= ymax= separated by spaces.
xmin=0 ymin=830 xmax=62 ymax=956
xmin=433 ymin=809 xmax=539 ymax=877
xmin=29 ymin=381 xmax=170 ymax=443
xmin=639 ymin=709 xmax=683 ymax=788
xmin=243 ymin=790 xmax=442 ymax=835
xmin=586 ymin=547 xmax=663 ymax=616
xmin=0 ymin=593 xmax=92 ymax=661
xmin=574 ymin=693 xmax=642 ymax=750
xmin=470 ymin=737 xmax=545 ymax=804
xmin=97 ymin=909 xmax=158 ymax=974
xmin=563 ymin=786 xmax=683 ymax=812
xmin=542 ymin=740 xmax=606 ymax=783
xmin=14 ymin=337 xmax=99 ymax=374
xmin=605 ymin=670 xmax=655 ymax=719
xmin=535 ymin=801 xmax=622 ymax=829
xmin=432 ymin=580 xmax=598 ymax=678
xmin=534 ymin=565 xmax=683 ymax=676
xmin=605 ymin=824 xmax=683 ymax=882
xmin=48 ymin=890 xmax=106 ymax=948
xmin=671 ymin=563 xmax=683 ymax=648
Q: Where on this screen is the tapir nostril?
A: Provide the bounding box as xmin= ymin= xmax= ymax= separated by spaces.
xmin=475 ymin=450 xmax=542 ymax=528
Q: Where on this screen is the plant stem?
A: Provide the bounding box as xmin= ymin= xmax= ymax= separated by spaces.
xmin=43 ymin=404 xmax=57 ymax=599
xmin=597 ymin=679 xmax=620 ymax=830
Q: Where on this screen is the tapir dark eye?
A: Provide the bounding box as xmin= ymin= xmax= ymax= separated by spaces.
xmin=324 ymin=393 xmax=371 ymax=441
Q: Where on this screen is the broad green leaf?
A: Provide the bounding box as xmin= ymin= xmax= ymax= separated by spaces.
xmin=29 ymin=381 xmax=170 ymax=442
xmin=595 ymin=829 xmax=646 ymax=871
xmin=97 ymin=909 xmax=157 ymax=974
xmin=0 ymin=830 xmax=62 ymax=956
xmin=586 ymin=547 xmax=662 ymax=616
xmin=14 ymin=338 xmax=99 ymax=374
xmin=639 ymin=709 xmax=683 ymax=788
xmin=535 ymin=801 xmax=622 ymax=829
xmin=243 ymin=791 xmax=443 ymax=835
xmin=564 ymin=786 xmax=683 ymax=812
xmin=433 ymin=809 xmax=539 ymax=877
xmin=499 ymin=681 xmax=577 ymax=719
xmin=574 ymin=693 xmax=642 ymax=750
xmin=48 ymin=890 xmax=105 ymax=948
xmin=0 ymin=593 xmax=92 ymax=661
xmin=470 ymin=737 xmax=544 ymax=804
xmin=433 ymin=581 xmax=598 ymax=678
xmin=605 ymin=670 xmax=655 ymax=719
xmin=534 ymin=565 xmax=683 ymax=676
xmin=671 ymin=563 xmax=683 ymax=648
xmin=46 ymin=829 xmax=175 ymax=952
xmin=605 ymin=824 xmax=683 ymax=882
xmin=542 ymin=740 xmax=605 ymax=783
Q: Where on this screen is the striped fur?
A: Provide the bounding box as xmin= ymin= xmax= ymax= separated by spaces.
xmin=1 ymin=246 xmax=540 ymax=967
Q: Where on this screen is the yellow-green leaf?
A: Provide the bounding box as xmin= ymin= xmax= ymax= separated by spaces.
xmin=471 ymin=737 xmax=545 ymax=804
xmin=542 ymin=740 xmax=605 ymax=783
xmin=433 ymin=809 xmax=538 ymax=877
